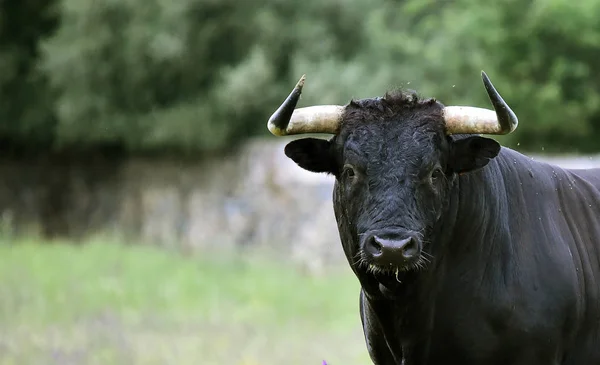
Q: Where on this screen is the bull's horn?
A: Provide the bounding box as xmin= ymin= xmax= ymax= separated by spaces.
xmin=267 ymin=75 xmax=344 ymax=136
xmin=443 ymin=71 xmax=518 ymax=135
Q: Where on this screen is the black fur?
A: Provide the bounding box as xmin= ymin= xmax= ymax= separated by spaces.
xmin=284 ymin=90 xmax=600 ymax=364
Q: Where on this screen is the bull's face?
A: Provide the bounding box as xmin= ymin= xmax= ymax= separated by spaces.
xmin=266 ymin=72 xmax=518 ymax=276
xmin=283 ymin=94 xmax=501 ymax=274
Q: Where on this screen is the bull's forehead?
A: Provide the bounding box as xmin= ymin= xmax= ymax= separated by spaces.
xmin=342 ymin=122 xmax=443 ymax=165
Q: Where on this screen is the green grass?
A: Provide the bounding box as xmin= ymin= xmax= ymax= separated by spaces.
xmin=0 ymin=237 xmax=370 ymax=365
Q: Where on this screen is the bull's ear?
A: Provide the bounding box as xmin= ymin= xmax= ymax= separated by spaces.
xmin=449 ymin=136 xmax=500 ymax=174
xmin=284 ymin=138 xmax=335 ymax=174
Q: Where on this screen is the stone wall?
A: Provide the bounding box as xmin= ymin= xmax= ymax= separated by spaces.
xmin=118 ymin=140 xmax=344 ymax=271
xmin=1 ymin=138 xmax=600 ymax=272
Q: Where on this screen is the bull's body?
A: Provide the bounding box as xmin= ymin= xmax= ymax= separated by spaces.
xmin=348 ymin=146 xmax=600 ymax=364
xmin=266 ymin=72 xmax=600 ymax=364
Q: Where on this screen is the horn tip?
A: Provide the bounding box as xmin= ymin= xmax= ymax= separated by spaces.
xmin=481 ymin=70 xmax=490 ymax=84
xmin=295 ymin=74 xmax=306 ymax=91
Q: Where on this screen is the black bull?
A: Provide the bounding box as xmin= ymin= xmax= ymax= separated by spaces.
xmin=266 ymin=73 xmax=600 ymax=364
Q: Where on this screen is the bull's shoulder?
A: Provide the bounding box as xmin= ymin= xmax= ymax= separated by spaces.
xmin=492 ymin=147 xmax=563 ymax=187
xmin=497 ymin=146 xmax=600 ymax=187
xmin=565 ymin=168 xmax=600 ymax=190
xmin=495 ymin=148 xmax=600 ymax=188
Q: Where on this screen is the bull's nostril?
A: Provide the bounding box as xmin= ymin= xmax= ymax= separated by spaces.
xmin=365 ymin=236 xmax=383 ymax=256
xmin=362 ymin=232 xmax=422 ymax=263
xmin=401 ymin=238 xmax=420 ymax=259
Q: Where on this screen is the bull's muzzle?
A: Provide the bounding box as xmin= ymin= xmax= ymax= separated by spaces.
xmin=362 ymin=230 xmax=422 ymax=268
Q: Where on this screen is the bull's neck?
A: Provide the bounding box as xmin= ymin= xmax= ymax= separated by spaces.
xmin=440 ymin=149 xmax=517 ymax=265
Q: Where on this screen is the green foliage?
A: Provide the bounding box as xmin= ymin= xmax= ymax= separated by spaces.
xmin=423 ymin=0 xmax=600 ymax=152
xmin=3 ymin=0 xmax=600 ymax=154
xmin=40 ymin=0 xmax=287 ymax=154
xmin=0 ymin=0 xmax=60 ymax=149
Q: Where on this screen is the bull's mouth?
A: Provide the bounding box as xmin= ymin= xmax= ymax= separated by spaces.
xmin=363 ymin=254 xmax=431 ymax=277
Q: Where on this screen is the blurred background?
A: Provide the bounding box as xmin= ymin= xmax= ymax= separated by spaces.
xmin=2 ymin=0 xmax=600 ymax=364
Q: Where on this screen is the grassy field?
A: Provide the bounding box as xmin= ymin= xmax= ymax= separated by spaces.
xmin=0 ymin=237 xmax=370 ymax=365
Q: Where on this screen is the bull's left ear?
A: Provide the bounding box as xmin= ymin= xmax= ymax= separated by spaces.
xmin=448 ymin=136 xmax=501 ymax=174
xmin=284 ymin=137 xmax=335 ymax=174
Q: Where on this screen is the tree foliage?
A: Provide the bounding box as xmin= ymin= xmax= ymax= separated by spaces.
xmin=2 ymin=0 xmax=600 ymax=155
xmin=0 ymin=0 xmax=60 ymax=152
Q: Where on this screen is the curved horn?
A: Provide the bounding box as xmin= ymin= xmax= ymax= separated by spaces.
xmin=267 ymin=75 xmax=344 ymax=136
xmin=443 ymin=71 xmax=518 ymax=135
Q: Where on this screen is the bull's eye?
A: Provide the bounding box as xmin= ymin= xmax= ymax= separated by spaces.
xmin=342 ymin=164 xmax=356 ymax=180
xmin=430 ymin=168 xmax=444 ymax=184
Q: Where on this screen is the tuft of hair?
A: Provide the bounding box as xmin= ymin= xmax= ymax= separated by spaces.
xmin=382 ymin=88 xmax=439 ymax=110
xmin=349 ymin=88 xmax=439 ymax=111
xmin=342 ymin=88 xmax=444 ymax=129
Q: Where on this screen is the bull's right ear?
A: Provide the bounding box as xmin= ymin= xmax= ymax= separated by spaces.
xmin=284 ymin=138 xmax=335 ymax=174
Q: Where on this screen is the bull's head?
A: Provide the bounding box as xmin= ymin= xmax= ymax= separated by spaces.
xmin=266 ymin=72 xmax=517 ymax=278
